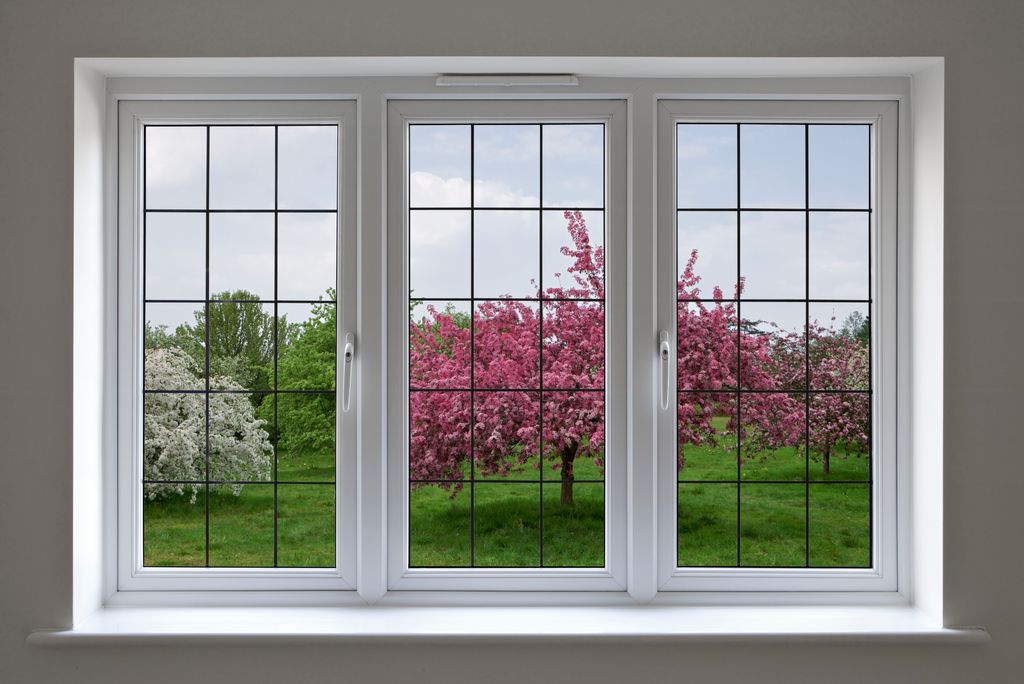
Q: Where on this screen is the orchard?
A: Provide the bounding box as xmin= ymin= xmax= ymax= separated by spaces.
xmin=409 ymin=210 xmax=870 ymax=505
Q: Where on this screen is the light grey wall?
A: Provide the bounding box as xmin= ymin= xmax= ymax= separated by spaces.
xmin=1 ymin=1 xmax=1021 ymax=682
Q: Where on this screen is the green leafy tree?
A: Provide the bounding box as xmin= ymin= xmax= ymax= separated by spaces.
xmin=258 ymin=298 xmax=337 ymax=460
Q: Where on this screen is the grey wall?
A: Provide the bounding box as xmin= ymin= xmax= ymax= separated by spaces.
xmin=1 ymin=1 xmax=1021 ymax=681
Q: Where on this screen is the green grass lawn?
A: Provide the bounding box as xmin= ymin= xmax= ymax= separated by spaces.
xmin=680 ymin=416 xmax=871 ymax=482
xmin=409 ymin=480 xmax=605 ymax=567
xmin=677 ymin=416 xmax=870 ymax=567
xmin=678 ymin=482 xmax=870 ymax=567
xmin=144 ymin=428 xmax=870 ymax=569
xmin=143 ymin=447 xmax=336 ymax=568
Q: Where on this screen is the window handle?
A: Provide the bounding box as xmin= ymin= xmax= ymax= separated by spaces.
xmin=660 ymin=330 xmax=672 ymax=411
xmin=341 ymin=332 xmax=355 ymax=413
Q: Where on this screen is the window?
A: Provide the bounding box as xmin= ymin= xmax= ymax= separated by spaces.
xmin=117 ymin=100 xmax=358 ymax=590
xmin=657 ymin=101 xmax=898 ymax=591
xmin=386 ymin=100 xmax=627 ymax=590
xmin=113 ymin=92 xmax=898 ymax=597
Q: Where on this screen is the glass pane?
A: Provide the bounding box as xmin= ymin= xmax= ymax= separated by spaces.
xmin=677 ymin=392 xmax=737 ymax=481
xmin=209 ymin=126 xmax=275 ymax=210
xmin=740 ymin=302 xmax=805 ymax=391
xmin=145 ymin=212 xmax=205 ymax=300
xmin=678 ymin=483 xmax=737 ymax=566
xmin=740 ymin=211 xmax=805 ymax=299
xmin=678 ymin=211 xmax=737 ymax=299
xmin=409 ymin=484 xmax=471 ymax=567
xmin=409 ymin=391 xmax=471 ymax=482
xmin=145 ymin=126 xmax=206 ymax=210
xmin=407 ymin=118 xmax=607 ymax=572
xmin=143 ymin=392 xmax=206 ymax=482
xmin=473 ymin=125 xmax=539 ymax=207
xmin=276 ymin=392 xmax=336 ymax=482
xmin=473 ymin=483 xmax=541 ymax=567
xmin=277 ymin=302 xmax=336 ymax=391
xmin=541 ymin=391 xmax=604 ymax=482
xmin=207 ymin=301 xmax=275 ymax=393
xmin=474 ymin=301 xmax=539 ymax=389
xmin=543 ymin=483 xmax=604 ymax=567
xmin=809 ymin=393 xmax=870 ymax=481
xmin=542 ymin=124 xmax=603 ymax=208
xmin=277 ymin=484 xmax=335 ymax=567
xmin=278 ymin=125 xmax=338 ymax=210
xmin=409 ymin=210 xmax=471 ymax=300
xmin=677 ymin=124 xmax=737 ymax=209
xmin=278 ymin=213 xmax=336 ymax=301
xmin=473 ymin=391 xmax=540 ymax=480
xmin=809 ymin=303 xmax=870 ymax=390
xmin=740 ymin=124 xmax=805 ymax=208
xmin=209 ymin=213 xmax=275 ymax=301
xmin=740 ymin=393 xmax=805 ymax=481
xmin=410 ymin=125 xmax=471 ymax=207
xmin=409 ymin=301 xmax=471 ymax=390
xmin=474 ymin=210 xmax=539 ymax=299
xmin=809 ymin=125 xmax=869 ymax=209
xmin=208 ymin=483 xmax=275 ymax=567
xmin=143 ymin=484 xmax=206 ymax=567
xmin=208 ymin=391 xmax=273 ymax=483
xmin=542 ymin=210 xmax=603 ymax=297
xmin=140 ymin=118 xmax=342 ymax=572
xmin=144 ymin=303 xmax=205 ymax=387
xmin=739 ymin=484 xmax=806 ymax=566
xmin=542 ymin=301 xmax=604 ymax=390
xmin=678 ymin=301 xmax=738 ymax=391
xmin=809 ymin=212 xmax=869 ymax=300
xmin=809 ymin=484 xmax=870 ymax=567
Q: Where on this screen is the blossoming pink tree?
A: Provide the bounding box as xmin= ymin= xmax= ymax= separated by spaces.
xmin=675 ymin=253 xmax=803 ymax=466
xmin=410 ymin=211 xmax=870 ymax=502
xmin=801 ymin=319 xmax=870 ymax=474
xmin=410 ymin=211 xmax=603 ymax=505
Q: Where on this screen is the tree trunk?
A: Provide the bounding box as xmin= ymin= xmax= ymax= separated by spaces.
xmin=823 ymin=446 xmax=831 ymax=476
xmin=560 ymin=445 xmax=576 ymax=507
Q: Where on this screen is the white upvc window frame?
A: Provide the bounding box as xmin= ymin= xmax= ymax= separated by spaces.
xmin=115 ymin=99 xmax=359 ymax=591
xmin=654 ymin=100 xmax=900 ymax=592
xmin=97 ymin=71 xmax=919 ymax=608
xmin=384 ymin=99 xmax=628 ymax=591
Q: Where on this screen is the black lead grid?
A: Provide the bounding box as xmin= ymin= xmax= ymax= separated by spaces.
xmin=675 ymin=122 xmax=872 ymax=569
xmin=273 ymin=125 xmax=279 ymax=567
xmin=407 ymin=122 xmax=606 ymax=569
xmin=204 ymin=125 xmax=212 ymax=567
xmin=142 ymin=123 xmax=339 ymax=568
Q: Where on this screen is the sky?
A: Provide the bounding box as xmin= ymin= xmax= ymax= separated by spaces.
xmin=142 ymin=121 xmax=870 ymax=335
xmin=144 ymin=125 xmax=337 ymax=330
xmin=408 ymin=124 xmax=605 ymax=306
xmin=676 ymin=123 xmax=871 ymax=333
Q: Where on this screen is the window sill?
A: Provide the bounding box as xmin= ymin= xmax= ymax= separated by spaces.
xmin=28 ymin=604 xmax=988 ymax=645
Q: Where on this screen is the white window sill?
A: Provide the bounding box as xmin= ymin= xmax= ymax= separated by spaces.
xmin=28 ymin=604 xmax=988 ymax=645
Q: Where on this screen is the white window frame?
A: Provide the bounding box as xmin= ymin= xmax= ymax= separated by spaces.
xmin=654 ymin=100 xmax=900 ymax=592
xmin=385 ymin=99 xmax=628 ymax=591
xmin=116 ymin=99 xmax=359 ymax=591
xmin=98 ymin=72 xmax=917 ymax=607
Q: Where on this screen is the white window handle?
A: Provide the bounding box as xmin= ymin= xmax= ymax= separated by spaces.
xmin=660 ymin=330 xmax=672 ymax=411
xmin=341 ymin=332 xmax=355 ymax=413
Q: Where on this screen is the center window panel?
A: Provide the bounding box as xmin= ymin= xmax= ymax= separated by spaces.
xmin=407 ymin=123 xmax=607 ymax=568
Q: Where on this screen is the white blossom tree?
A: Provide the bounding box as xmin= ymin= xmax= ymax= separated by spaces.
xmin=144 ymin=347 xmax=273 ymax=501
